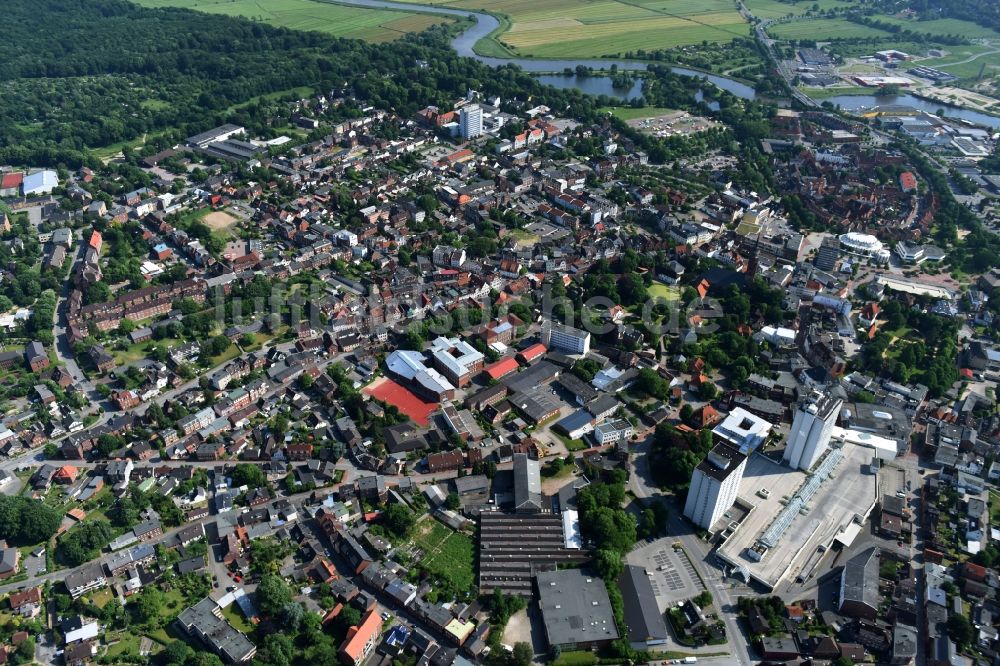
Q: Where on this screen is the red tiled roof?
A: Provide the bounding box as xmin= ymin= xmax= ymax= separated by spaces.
xmin=484 ymin=357 xmax=519 ymax=381
xmin=0 ymin=173 xmax=23 ymax=190
xmin=339 ymin=609 xmax=381 ymax=662
xmin=518 ymin=343 xmax=546 ymax=361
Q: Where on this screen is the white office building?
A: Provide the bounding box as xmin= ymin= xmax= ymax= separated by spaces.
xmin=459 ymin=104 xmax=483 ymax=139
xmin=594 ymin=418 xmax=633 ymax=445
xmin=713 ymin=407 xmax=774 ymax=454
xmin=783 ymin=392 xmax=842 ymax=471
xmin=683 ymin=443 xmax=747 ymax=530
xmin=541 ymin=321 xmax=591 ymax=355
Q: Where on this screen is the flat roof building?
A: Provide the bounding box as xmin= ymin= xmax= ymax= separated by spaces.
xmin=177 ymin=597 xmax=257 ymax=664
xmin=541 ymin=321 xmax=591 ymax=355
xmin=477 ymin=513 xmax=588 ymax=596
xmin=713 ymin=407 xmax=774 ymax=454
xmin=784 ymin=392 xmax=842 ymax=471
xmin=683 ymin=442 xmax=747 ymax=530
xmin=536 ymin=569 xmax=619 ymax=650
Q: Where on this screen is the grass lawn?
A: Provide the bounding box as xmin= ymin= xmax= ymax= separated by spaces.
xmin=410 ymin=518 xmax=475 ymax=594
xmin=919 ymin=45 xmax=1000 ymax=80
xmin=553 ymin=652 xmax=598 ymax=666
xmin=406 ymin=0 xmax=749 ymax=58
xmin=88 ymin=588 xmax=115 ymax=609
xmin=237 ymin=331 xmax=276 ymax=352
xmin=600 ymin=106 xmax=677 ymax=121
xmin=207 ymin=342 xmax=242 ymax=367
xmin=111 ymin=337 xmax=182 ymax=365
xmin=554 ymin=432 xmax=588 ymax=452
xmin=221 ymin=603 xmax=255 ymax=634
xmin=105 ymin=634 xmax=142 ymax=659
xmin=990 ymin=490 xmax=1000 ymax=526
xmin=648 ymin=281 xmax=680 ymax=301
xmin=130 ymin=0 xmax=453 ymax=42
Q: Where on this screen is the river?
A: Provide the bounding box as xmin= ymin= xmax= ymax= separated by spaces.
xmin=327 ymin=0 xmax=998 ymax=127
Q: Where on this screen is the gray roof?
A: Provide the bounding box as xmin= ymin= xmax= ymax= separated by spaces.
xmin=840 ymin=547 xmax=880 ymax=612
xmin=536 ymin=569 xmax=619 ymax=647
xmin=619 ymin=565 xmax=668 ymax=645
xmin=177 ymin=597 xmax=256 ymax=663
xmin=513 ymin=454 xmax=541 ymax=512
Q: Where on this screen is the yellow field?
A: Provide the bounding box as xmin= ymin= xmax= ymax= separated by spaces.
xmin=408 ymin=0 xmax=749 ymax=57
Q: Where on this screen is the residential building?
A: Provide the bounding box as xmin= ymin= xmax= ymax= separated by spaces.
xmin=177 ymin=597 xmax=257 ymax=664
xmin=593 ymin=418 xmax=633 ymax=445
xmin=540 ymin=321 xmax=591 ymax=355
xmin=683 ymin=443 xmax=747 ymax=530
xmin=784 ymin=392 xmax=842 ymax=471
xmin=712 ymin=407 xmax=774 ymax=454
xmin=338 ymin=607 xmax=382 ymax=666
xmin=459 ymin=105 xmax=483 ymax=140
xmin=839 ymin=548 xmax=879 ymax=620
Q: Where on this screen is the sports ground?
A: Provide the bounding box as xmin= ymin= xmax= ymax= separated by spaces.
xmin=363 ymin=377 xmax=438 ymax=425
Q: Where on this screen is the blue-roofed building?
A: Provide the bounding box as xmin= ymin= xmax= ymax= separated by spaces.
xmin=555 ymin=409 xmax=595 ymax=439
xmin=22 ymin=170 xmax=58 ymax=196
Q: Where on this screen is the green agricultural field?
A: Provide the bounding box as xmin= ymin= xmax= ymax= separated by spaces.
xmin=406 ymin=0 xmax=750 ymax=58
xmin=872 ymin=16 xmax=1000 ymax=40
xmin=130 ymin=0 xmax=453 ymax=42
xmin=743 ymin=0 xmax=855 ymax=20
xmin=919 ymin=45 xmax=1000 ymax=80
xmin=770 ymin=17 xmax=890 ymax=40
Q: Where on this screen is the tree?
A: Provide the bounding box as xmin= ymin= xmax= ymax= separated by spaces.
xmin=694 ymin=590 xmax=713 ymax=608
xmin=383 ymin=503 xmax=415 ymax=538
xmin=57 ymin=521 xmax=114 ymax=566
xmin=162 ymin=641 xmax=194 ymax=666
xmin=0 ymin=496 xmax=61 ymax=545
xmin=255 ymin=574 xmax=293 ymax=616
xmin=444 ymin=493 xmax=461 ymax=511
xmin=947 ymin=613 xmax=974 ymax=647
xmin=231 ymin=463 xmax=267 ymax=489
xmin=512 ymin=642 xmax=533 ymax=666
xmin=132 ymin=587 xmax=164 ymax=625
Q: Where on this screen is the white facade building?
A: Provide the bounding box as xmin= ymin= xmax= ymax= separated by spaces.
xmin=783 ymin=392 xmax=842 ymax=471
xmin=459 ymin=104 xmax=483 ymax=139
xmin=594 ymin=418 xmax=633 ymax=445
xmin=838 ymin=232 xmax=890 ymax=263
xmin=713 ymin=407 xmax=774 ymax=454
xmin=541 ymin=321 xmax=591 ymax=355
xmin=683 ymin=443 xmax=747 ymax=530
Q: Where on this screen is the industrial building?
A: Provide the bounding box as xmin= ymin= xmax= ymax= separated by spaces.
xmin=477 ymin=513 xmax=588 ymax=596
xmin=536 ymin=569 xmax=620 ymax=650
xmin=619 ymin=565 xmax=669 ymax=650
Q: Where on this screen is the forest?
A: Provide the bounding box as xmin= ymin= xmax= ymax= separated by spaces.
xmin=1 ymin=0 xmax=777 ymax=173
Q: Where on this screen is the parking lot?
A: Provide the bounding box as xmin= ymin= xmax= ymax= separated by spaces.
xmin=626 ymin=537 xmax=705 ymax=612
